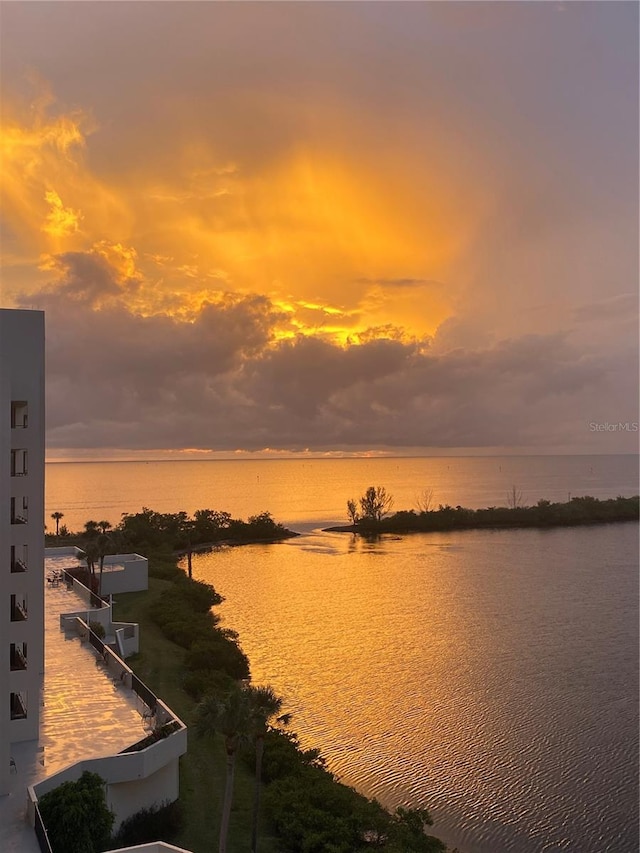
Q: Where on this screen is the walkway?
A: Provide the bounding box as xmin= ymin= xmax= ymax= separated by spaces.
xmin=1 ymin=564 xmax=146 ymax=852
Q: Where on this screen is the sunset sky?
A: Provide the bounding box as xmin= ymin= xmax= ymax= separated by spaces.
xmin=1 ymin=1 xmax=638 ymax=459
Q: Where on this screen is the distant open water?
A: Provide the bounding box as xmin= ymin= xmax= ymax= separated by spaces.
xmin=46 ymin=455 xmax=639 ymax=852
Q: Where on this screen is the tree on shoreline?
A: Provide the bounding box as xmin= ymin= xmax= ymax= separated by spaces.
xmin=51 ymin=511 xmax=64 ymax=537
xmin=359 ymin=486 xmax=394 ymax=523
xmin=245 ymin=684 xmax=285 ymax=853
xmin=194 ymin=685 xmax=255 ymax=853
xmin=506 ymin=485 xmax=524 ymax=509
xmin=346 ymin=499 xmax=360 ymax=525
xmin=335 ymin=493 xmax=639 ymax=535
xmin=415 ymin=488 xmax=435 ymax=513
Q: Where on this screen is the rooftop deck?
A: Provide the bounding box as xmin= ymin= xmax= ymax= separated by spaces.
xmin=1 ymin=561 xmax=149 ymax=853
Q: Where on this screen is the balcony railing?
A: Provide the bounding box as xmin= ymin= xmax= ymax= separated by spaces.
xmin=10 ymin=600 xmax=27 ymax=622
xmin=10 ymin=644 xmax=27 ymax=670
xmin=11 ymin=449 xmax=28 ymax=477
xmin=11 ymin=402 xmax=28 ymax=430
xmin=10 ymin=692 xmax=27 ymax=720
xmin=11 ymin=497 xmax=29 ymax=524
xmin=34 ymin=805 xmax=53 ymax=853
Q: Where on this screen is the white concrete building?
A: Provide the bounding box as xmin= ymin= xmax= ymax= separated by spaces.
xmin=0 ymin=309 xmax=45 ymax=798
xmin=0 ymin=310 xmax=190 ymax=852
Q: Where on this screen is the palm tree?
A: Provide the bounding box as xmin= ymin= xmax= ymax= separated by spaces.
xmin=194 ymin=685 xmax=255 ymax=853
xmin=176 ymin=517 xmax=196 ymax=578
xmin=94 ymin=527 xmax=127 ymax=596
xmin=245 ymin=684 xmax=284 ymax=853
xmin=96 ymin=532 xmax=114 ymax=597
xmin=82 ymin=539 xmax=100 ymax=588
xmin=51 ymin=511 xmax=64 ymax=537
xmin=84 ymin=520 xmax=100 ymax=537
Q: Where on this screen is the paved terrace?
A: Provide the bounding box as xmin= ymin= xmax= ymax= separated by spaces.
xmin=1 ymin=559 xmax=148 ymax=853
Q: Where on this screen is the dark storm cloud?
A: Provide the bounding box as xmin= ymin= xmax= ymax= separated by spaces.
xmin=2 ymin=2 xmax=637 ymax=454
xmin=19 ymin=253 xmax=637 ymax=453
xmin=572 ymin=293 xmax=639 ymax=323
xmin=22 ymin=253 xmax=282 ymax=430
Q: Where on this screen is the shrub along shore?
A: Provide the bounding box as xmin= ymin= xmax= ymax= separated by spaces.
xmin=327 ymin=493 xmax=640 ymax=535
xmin=48 ymin=508 xmax=453 ymax=852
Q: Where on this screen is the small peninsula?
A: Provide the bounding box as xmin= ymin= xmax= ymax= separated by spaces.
xmin=326 ymin=492 xmax=640 ymax=535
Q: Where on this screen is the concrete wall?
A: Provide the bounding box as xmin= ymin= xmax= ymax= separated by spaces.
xmin=107 ymin=758 xmax=180 ymax=829
xmin=44 ymin=546 xmax=84 ymax=559
xmin=0 ymin=310 xmax=45 ymax=796
xmin=57 ymin=573 xmax=140 ymax=654
xmin=28 ymin=614 xmax=187 ymax=844
xmin=101 ymin=554 xmax=148 ymax=595
xmin=30 ymin=719 xmax=187 ymax=828
xmin=45 ymin=547 xmax=149 ymax=596
xmin=114 ymin=622 xmax=140 ymax=657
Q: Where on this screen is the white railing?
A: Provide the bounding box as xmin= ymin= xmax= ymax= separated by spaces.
xmin=29 ymin=619 xmax=187 ymax=832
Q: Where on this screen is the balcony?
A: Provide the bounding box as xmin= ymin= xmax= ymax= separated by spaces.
xmin=11 ymin=401 xmax=28 ymax=429
xmin=11 ymin=449 xmax=28 ymax=477
xmin=0 ymin=555 xmax=186 ymax=853
xmin=10 ymin=691 xmax=27 ymax=721
xmin=10 ymin=497 xmax=28 ymax=525
xmin=11 ymin=545 xmax=28 ymax=572
xmin=10 ymin=596 xmax=27 ymax=622
xmin=10 ymin=643 xmax=27 ymax=671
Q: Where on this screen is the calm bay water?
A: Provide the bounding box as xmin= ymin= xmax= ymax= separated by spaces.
xmin=46 ymin=453 xmax=638 ymax=534
xmin=46 ymin=455 xmax=639 ymax=852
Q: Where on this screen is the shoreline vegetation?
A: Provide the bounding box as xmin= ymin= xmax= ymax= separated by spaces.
xmin=46 ymin=508 xmax=453 ymax=853
xmin=327 ymin=489 xmax=640 ymax=535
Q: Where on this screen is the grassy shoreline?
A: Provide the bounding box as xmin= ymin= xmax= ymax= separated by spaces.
xmin=112 ymin=564 xmax=281 ymax=853
xmin=112 ymin=549 xmax=452 ymax=853
xmin=47 ymin=506 xmax=457 ymax=850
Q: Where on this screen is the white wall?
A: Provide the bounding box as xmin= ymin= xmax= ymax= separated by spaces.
xmin=101 ymin=554 xmax=148 ymax=595
xmin=107 ymin=759 xmax=180 ymax=829
xmin=0 ymin=310 xmax=45 ymax=796
xmin=31 ymin=726 xmax=187 ymax=824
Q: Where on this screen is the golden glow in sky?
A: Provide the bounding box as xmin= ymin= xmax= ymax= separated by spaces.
xmin=1 ymin=1 xmax=637 ymax=456
xmin=1 ymin=83 xmax=457 ymax=342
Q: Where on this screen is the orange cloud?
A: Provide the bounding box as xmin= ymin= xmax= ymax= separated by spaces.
xmin=42 ymin=189 xmax=82 ymax=237
xmin=2 ymin=80 xmax=459 ymax=342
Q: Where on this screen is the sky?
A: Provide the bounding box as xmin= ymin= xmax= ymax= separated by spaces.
xmin=1 ymin=0 xmax=638 ymax=460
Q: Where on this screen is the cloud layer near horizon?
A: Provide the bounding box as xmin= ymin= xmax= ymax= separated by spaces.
xmin=2 ymin=2 xmax=638 ymax=454
xmin=17 ymin=249 xmax=638 ymax=454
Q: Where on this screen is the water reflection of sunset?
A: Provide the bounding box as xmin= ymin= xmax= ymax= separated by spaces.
xmin=190 ymin=521 xmax=638 ymax=853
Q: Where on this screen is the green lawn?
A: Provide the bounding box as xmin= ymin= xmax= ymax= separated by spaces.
xmin=113 ymin=577 xmax=280 ymax=853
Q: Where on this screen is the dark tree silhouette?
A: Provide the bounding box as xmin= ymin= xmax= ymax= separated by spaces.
xmin=359 ymin=486 xmax=394 ymax=523
xmin=194 ymin=685 xmax=255 ymax=853
xmin=50 ymin=511 xmax=64 ymax=537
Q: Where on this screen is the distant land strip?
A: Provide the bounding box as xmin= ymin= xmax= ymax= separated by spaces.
xmin=325 ymin=495 xmax=640 ymax=535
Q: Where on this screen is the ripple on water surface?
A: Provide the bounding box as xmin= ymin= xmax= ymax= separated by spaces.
xmin=193 ymin=524 xmax=638 ymax=853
